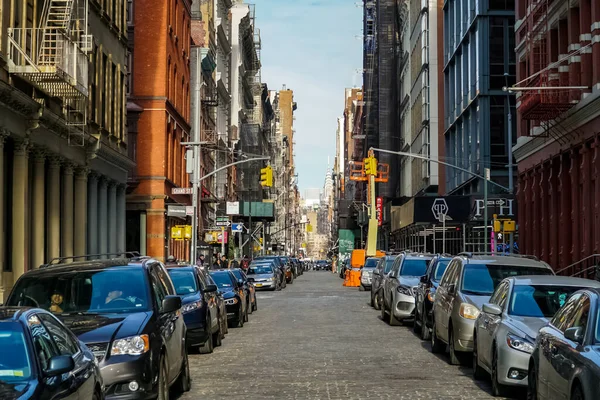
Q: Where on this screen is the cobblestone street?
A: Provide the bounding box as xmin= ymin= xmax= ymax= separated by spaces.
xmin=179 ymin=271 xmax=513 ymax=400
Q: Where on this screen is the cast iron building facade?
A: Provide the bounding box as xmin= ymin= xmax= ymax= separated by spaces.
xmin=443 ymin=0 xmax=516 ymax=195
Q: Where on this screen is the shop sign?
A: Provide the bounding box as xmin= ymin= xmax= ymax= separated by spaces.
xmin=376 ymin=197 xmax=383 ymax=226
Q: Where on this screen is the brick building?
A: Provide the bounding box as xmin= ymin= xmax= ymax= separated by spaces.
xmin=514 ymin=0 xmax=600 ymax=272
xmin=127 ymin=0 xmax=193 ymax=261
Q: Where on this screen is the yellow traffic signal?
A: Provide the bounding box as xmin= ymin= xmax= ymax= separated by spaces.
xmin=260 ymin=165 xmax=273 ymax=187
xmin=364 ymin=157 xmax=377 ymax=176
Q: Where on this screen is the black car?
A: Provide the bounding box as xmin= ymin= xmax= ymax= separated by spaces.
xmin=167 ymin=266 xmax=223 ymax=354
xmin=316 ymin=260 xmax=330 ymax=271
xmin=0 ymin=307 xmax=104 ymax=400
xmin=254 ymin=256 xmax=288 ymax=288
xmin=413 ymin=254 xmax=452 ymax=340
xmin=231 ymin=268 xmax=257 ymax=314
xmin=210 ymin=270 xmax=248 ymax=328
xmin=6 ymin=256 xmax=190 ymax=400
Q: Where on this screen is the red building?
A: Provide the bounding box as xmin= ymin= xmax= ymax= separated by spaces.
xmin=514 ymin=0 xmax=600 ymax=273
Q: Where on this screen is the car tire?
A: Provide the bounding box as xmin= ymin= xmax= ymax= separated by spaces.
xmin=430 ymin=318 xmax=445 ymax=354
xmin=198 ymin=326 xmax=214 ymax=354
xmin=448 ymin=326 xmax=463 ymax=365
xmin=237 ymin=307 xmax=245 ymax=328
xmin=420 ymin=309 xmax=431 ymax=341
xmin=213 ymin=323 xmax=222 ymax=347
xmin=157 ymin=357 xmax=169 ymax=400
xmin=248 ymin=297 xmax=253 ymax=314
xmin=244 ymin=302 xmax=249 ymax=322
xmin=491 ymin=347 xmax=508 ymax=397
xmin=388 ymin=295 xmax=400 ymax=326
xmin=276 ymin=281 xmax=282 ymax=291
xmin=289 ymin=274 xmax=294 ymax=284
xmin=370 ymin=290 xmax=375 ymax=307
xmin=252 ymin=297 xmax=258 ymax=312
xmin=380 ymin=297 xmax=387 ymax=320
xmin=527 ymin=363 xmax=538 ymax=400
xmin=472 ymin=335 xmax=485 ymax=380
xmin=374 ymin=291 xmax=382 ymax=311
xmin=173 ymin=349 xmax=191 ymax=394
xmin=413 ymin=307 xmax=421 ymax=334
xmin=571 ymin=384 xmax=584 ymax=400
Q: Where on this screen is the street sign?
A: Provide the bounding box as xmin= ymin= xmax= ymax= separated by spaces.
xmin=167 ymin=205 xmax=187 ymax=218
xmin=231 ymin=223 xmax=244 ymax=233
xmin=216 ymin=216 xmax=230 ymax=227
xmin=226 ymin=201 xmax=240 ymax=215
xmin=172 ymin=187 xmax=193 ymax=195
xmin=431 ymin=198 xmax=449 ymax=222
xmin=185 ymin=206 xmax=194 ymax=216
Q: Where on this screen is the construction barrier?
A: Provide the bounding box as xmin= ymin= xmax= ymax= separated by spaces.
xmin=343 ymin=268 xmax=361 ymax=287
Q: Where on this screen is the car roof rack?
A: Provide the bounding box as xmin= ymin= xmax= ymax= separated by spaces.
xmin=458 ymin=252 xmax=539 ymax=261
xmin=40 ymin=251 xmax=143 ymax=268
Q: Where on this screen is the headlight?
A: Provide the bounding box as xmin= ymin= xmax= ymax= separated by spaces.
xmin=506 ymin=333 xmax=534 ymax=354
xmin=224 ymin=298 xmax=238 ymax=305
xmin=459 ymin=303 xmax=480 ymax=320
xmin=111 ymin=335 xmax=150 ymax=356
xmin=182 ymin=300 xmax=202 ymax=314
xmin=268 ymin=277 xmax=275 ymax=281
xmin=427 ymin=290 xmax=435 ymax=302
xmin=396 ymin=285 xmax=413 ymax=296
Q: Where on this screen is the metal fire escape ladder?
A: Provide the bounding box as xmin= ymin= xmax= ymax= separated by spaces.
xmin=38 ymin=0 xmax=76 ymax=65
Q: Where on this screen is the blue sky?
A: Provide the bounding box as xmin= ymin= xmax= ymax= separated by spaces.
xmin=253 ymin=0 xmax=362 ymax=193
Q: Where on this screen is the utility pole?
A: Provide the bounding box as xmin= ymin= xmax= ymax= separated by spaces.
xmin=484 ymin=168 xmax=490 ymax=253
xmin=188 ymin=75 xmax=204 ymax=265
xmin=504 ymin=72 xmax=514 ymax=254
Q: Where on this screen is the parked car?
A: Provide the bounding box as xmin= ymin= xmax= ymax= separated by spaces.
xmin=0 ymin=307 xmax=104 ymax=399
xmin=6 ymin=256 xmax=191 ymax=399
xmin=413 ymin=254 xmax=453 ymax=340
xmin=371 ymin=255 xmax=397 ymax=310
xmin=381 ymin=252 xmax=433 ymax=325
xmin=473 ymin=276 xmax=600 ymax=397
xmin=527 ymin=287 xmax=600 ymax=400
xmin=291 ymin=258 xmax=303 ymax=276
xmin=254 ymin=256 xmax=288 ymax=288
xmin=430 ymin=253 xmax=554 ymax=366
xmin=315 ymin=260 xmax=330 ymax=271
xmin=359 ymin=257 xmax=381 ymax=291
xmin=209 ymin=270 xmax=248 ymax=328
xmin=167 ymin=265 xmax=223 ymax=354
xmin=206 ymin=273 xmax=228 ymax=337
xmin=247 ymin=263 xmax=281 ymax=291
xmin=231 ymin=268 xmax=257 ymax=313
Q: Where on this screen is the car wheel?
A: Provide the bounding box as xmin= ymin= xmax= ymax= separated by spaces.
xmin=244 ymin=302 xmax=249 ymax=322
xmin=420 ymin=309 xmax=431 ymax=341
xmin=571 ymin=383 xmax=584 ymax=400
xmin=370 ymin=290 xmax=375 ymax=307
xmin=374 ymin=291 xmax=382 ymax=311
xmin=198 ymin=326 xmax=214 ymax=354
xmin=448 ymin=326 xmax=463 ymax=365
xmin=252 ymin=297 xmax=258 ymax=312
xmin=491 ymin=347 xmax=507 ymax=397
xmin=157 ymin=357 xmax=169 ymax=400
xmin=92 ymin=389 xmax=101 ymax=400
xmin=173 ymin=349 xmax=191 ymax=393
xmin=413 ymin=307 xmax=421 ymax=334
xmin=388 ymin=295 xmax=400 ymax=326
xmin=248 ymin=297 xmax=253 ymax=314
xmin=276 ymin=281 xmax=282 ymax=291
xmin=472 ymin=335 xmax=485 ymax=380
xmin=237 ymin=307 xmax=245 ymax=328
xmin=527 ymin=363 xmax=537 ymax=400
xmin=430 ymin=318 xmax=445 ymax=354
xmin=380 ymin=297 xmax=387 ymax=320
xmin=212 ymin=323 xmax=222 ymax=347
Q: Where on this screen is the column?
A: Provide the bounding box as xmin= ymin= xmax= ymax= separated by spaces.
xmin=558 ymin=154 xmax=572 ymax=267
xmin=31 ymin=149 xmax=46 ymax=268
xmin=592 ymin=0 xmax=600 ymax=89
xmin=116 ymin=184 xmax=126 ymax=253
xmin=74 ymin=168 xmax=88 ymax=257
xmin=539 ymin=166 xmax=547 ymax=261
xmin=98 ymin=178 xmax=108 ymax=257
xmin=570 ymin=150 xmax=581 ymax=263
xmin=594 ymin=136 xmax=600 ymax=253
xmin=61 ymin=163 xmax=74 ymax=260
xmin=87 ymin=173 xmax=99 ymax=254
xmin=0 ymin=133 xmax=6 ymax=301
xmin=548 ymin=159 xmax=559 ymax=269
xmin=140 ymin=212 xmax=147 ymax=255
xmin=12 ymin=140 xmax=29 ymax=288
xmin=107 ymin=182 xmax=117 ymax=254
xmin=46 ymin=156 xmax=61 ymax=261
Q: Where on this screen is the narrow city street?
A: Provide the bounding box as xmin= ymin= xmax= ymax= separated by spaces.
xmin=180 ymin=272 xmax=507 ymax=400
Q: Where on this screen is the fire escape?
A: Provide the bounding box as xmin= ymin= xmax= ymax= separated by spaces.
xmin=517 ymin=0 xmax=585 ymax=144
xmin=6 ymin=0 xmax=91 ymax=146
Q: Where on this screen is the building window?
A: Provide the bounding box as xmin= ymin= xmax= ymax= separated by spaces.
xmin=126 ymin=52 xmax=133 ymax=95
xmin=127 ymin=0 xmax=133 ymax=24
xmin=489 ymin=0 xmax=515 ymax=11
xmin=173 ymin=65 xmax=177 ymax=104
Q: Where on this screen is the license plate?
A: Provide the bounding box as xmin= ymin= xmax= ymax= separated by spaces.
xmin=255 ymin=283 xmax=263 ymax=287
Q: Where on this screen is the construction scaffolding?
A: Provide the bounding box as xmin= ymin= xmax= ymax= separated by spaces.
xmin=7 ymin=0 xmax=91 ymax=146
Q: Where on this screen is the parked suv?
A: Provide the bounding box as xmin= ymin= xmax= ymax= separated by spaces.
xmin=359 ymin=257 xmax=380 ymax=292
xmin=413 ymin=254 xmax=453 ymax=340
xmin=370 ymin=255 xmax=397 ymax=310
xmin=381 ymin=252 xmax=433 ymax=325
xmin=167 ymin=265 xmax=223 ymax=354
xmin=6 ymin=255 xmax=190 ymax=399
xmin=430 ymin=253 xmax=554 ymax=366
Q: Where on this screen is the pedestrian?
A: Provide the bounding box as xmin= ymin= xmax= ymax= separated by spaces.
xmin=240 ymin=254 xmax=250 ymax=271
xmin=165 ymin=255 xmax=178 ymax=267
xmin=197 ymin=254 xmax=205 ymax=266
xmin=221 ymin=255 xmax=229 ymax=269
xmin=212 ymin=256 xmax=222 ymax=270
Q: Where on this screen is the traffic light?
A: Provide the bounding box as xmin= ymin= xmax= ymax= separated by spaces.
xmin=260 ymin=165 xmax=273 ymax=187
xmin=363 ymin=156 xmax=377 ymax=176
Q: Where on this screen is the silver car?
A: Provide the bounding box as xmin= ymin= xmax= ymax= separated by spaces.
xmin=359 ymin=257 xmax=380 ymax=291
xmin=246 ymin=263 xmax=280 ymax=291
xmin=381 ymin=253 xmax=432 ymax=325
xmin=473 ymin=276 xmax=600 ymax=397
xmin=370 ymin=255 xmax=396 ymax=310
xmin=431 ymin=253 xmax=554 ymax=366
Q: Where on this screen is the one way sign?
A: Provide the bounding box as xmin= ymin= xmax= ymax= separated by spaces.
xmin=231 ymin=223 xmax=244 ymax=233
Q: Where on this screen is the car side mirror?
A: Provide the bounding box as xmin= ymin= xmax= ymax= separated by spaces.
xmin=161 ymin=295 xmax=182 ymax=314
xmin=419 ymin=275 xmax=428 ymax=284
xmin=482 ymin=303 xmax=502 ymax=316
xmin=204 ymin=284 xmax=218 ymax=293
xmin=45 ymin=355 xmax=75 ymax=377
xmin=564 ymin=326 xmax=584 ymax=343
xmin=447 ymin=284 xmax=456 ymax=294
xmin=237 ymin=279 xmax=244 ymax=287
xmin=373 ymin=270 xmax=380 ymax=276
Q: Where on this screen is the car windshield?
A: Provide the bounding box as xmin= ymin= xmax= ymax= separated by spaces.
xmin=400 ymin=259 xmax=429 ymax=277
xmin=384 ymin=259 xmax=395 ymax=273
xmin=7 ymin=268 xmax=151 ymax=313
xmin=364 ymin=258 xmax=378 ymax=268
xmin=462 ymin=264 xmax=553 ymax=296
xmin=433 ymin=260 xmax=451 ymax=281
xmin=232 ymin=270 xmax=243 ymax=280
xmin=167 ymin=270 xmax=197 ymax=295
xmin=210 ymin=272 xmax=234 ymax=288
xmin=0 ymin=322 xmax=32 ymax=382
xmin=248 ymin=266 xmax=273 ymax=275
xmin=509 ymin=285 xmax=582 ymax=318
